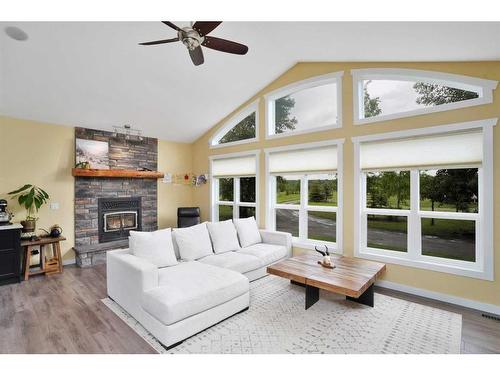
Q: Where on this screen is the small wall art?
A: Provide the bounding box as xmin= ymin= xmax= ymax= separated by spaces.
xmin=75 ymin=139 xmax=110 ymax=169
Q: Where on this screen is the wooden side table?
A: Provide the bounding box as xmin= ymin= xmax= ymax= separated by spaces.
xmin=21 ymin=236 xmax=66 ymax=280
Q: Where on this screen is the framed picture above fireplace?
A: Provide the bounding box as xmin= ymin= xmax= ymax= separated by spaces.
xmin=75 ymin=138 xmax=110 ymax=169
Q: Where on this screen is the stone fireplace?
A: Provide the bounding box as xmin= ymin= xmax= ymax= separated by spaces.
xmin=73 ymin=127 xmax=158 ymax=267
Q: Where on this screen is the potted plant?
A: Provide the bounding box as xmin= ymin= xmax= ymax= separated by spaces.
xmin=8 ymin=184 xmax=50 ymax=233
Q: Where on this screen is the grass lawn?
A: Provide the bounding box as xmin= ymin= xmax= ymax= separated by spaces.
xmin=367 ymin=242 xmax=407 ymax=252
xmin=309 ymin=234 xmax=336 ymax=242
xmin=308 ymin=211 xmax=336 ymax=220
xmin=372 ymin=195 xmax=478 ymax=213
xmin=218 ymin=205 xmax=233 ymax=221
xmin=276 ymin=192 xmax=337 ymax=206
xmin=276 ymin=192 xmax=300 ymax=204
xmin=367 ymin=216 xmax=475 ymax=239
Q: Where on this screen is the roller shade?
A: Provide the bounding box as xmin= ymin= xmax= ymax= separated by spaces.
xmin=212 ymin=155 xmax=256 ymax=177
xmin=360 ymin=130 xmax=483 ymax=170
xmin=269 ymin=145 xmax=338 ymax=174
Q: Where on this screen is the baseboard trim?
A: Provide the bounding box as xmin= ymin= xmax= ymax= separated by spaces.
xmin=375 ymin=279 xmax=500 ymax=316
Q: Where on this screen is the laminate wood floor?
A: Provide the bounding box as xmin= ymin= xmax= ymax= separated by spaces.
xmin=0 ymin=264 xmax=498 ymax=354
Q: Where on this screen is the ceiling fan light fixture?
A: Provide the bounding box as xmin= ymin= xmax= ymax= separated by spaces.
xmin=139 ymin=21 xmax=248 ymax=66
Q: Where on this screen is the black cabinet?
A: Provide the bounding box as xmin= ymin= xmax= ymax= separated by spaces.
xmin=0 ymin=227 xmax=22 ymax=285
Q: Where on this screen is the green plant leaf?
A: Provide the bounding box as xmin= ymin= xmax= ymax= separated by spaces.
xmin=18 ymin=195 xmax=26 ymax=206
xmin=38 ymin=188 xmax=49 ymax=199
xmin=34 ymin=196 xmax=42 ymax=210
xmin=8 ymin=184 xmax=32 ymax=195
xmin=24 ymin=188 xmax=35 ymax=210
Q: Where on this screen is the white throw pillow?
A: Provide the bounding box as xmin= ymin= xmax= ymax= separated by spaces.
xmin=233 ymin=217 xmax=262 ymax=248
xmin=173 ymin=222 xmax=214 ymax=261
xmin=207 ymin=220 xmax=240 ymax=254
xmin=129 ymin=228 xmax=178 ymax=267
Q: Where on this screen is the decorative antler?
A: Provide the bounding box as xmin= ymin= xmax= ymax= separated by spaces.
xmin=315 ymin=246 xmax=326 ymax=257
xmin=324 ymin=244 xmax=330 ymax=256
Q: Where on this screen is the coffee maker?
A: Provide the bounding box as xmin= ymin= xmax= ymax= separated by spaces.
xmin=0 ymin=199 xmax=13 ymax=225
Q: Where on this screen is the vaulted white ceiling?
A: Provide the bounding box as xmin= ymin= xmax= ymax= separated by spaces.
xmin=1 ymin=22 xmax=499 ymax=142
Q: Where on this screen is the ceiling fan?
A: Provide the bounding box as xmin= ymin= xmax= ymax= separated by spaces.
xmin=139 ymin=21 xmax=249 ymax=66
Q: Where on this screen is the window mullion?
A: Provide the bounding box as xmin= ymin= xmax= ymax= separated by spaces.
xmin=213 ymin=178 xmax=219 ymax=222
xmin=409 ymin=170 xmax=420 ymax=260
xmin=234 ymin=177 xmax=240 ymax=219
xmin=300 ymin=175 xmax=308 ymax=240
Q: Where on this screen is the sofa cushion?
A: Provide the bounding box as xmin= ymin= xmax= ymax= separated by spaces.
xmin=233 ymin=217 xmax=262 ymax=248
xmin=142 ymin=262 xmax=249 ymax=326
xmin=237 ymin=243 xmax=288 ymax=267
xmin=173 ymin=223 xmax=213 ymax=261
xmin=206 ymin=220 xmax=240 ymax=254
xmin=197 ymin=251 xmax=261 ymax=274
xmin=129 ymin=228 xmax=178 ymax=267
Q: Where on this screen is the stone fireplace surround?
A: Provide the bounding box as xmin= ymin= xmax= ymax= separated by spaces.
xmin=73 ymin=127 xmax=158 ymax=267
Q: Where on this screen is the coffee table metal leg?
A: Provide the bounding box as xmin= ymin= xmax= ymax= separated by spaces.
xmin=346 ymin=284 xmax=374 ymax=307
xmin=305 ymin=285 xmax=319 ymax=310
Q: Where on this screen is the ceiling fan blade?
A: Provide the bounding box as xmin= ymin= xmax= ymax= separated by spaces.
xmin=189 ymin=46 xmax=204 ymax=66
xmin=202 ymin=36 xmax=248 ymax=55
xmin=161 ymin=21 xmax=181 ymax=31
xmin=192 ymin=21 xmax=222 ymax=36
xmin=139 ymin=37 xmax=179 ymax=46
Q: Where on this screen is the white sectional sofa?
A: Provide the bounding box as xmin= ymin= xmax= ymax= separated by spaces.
xmin=107 ymin=217 xmax=292 ymax=349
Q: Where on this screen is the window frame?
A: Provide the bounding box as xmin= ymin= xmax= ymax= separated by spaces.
xmin=265 ymin=139 xmax=344 ymax=253
xmin=264 ymin=71 xmax=344 ymax=139
xmin=351 ymin=68 xmax=498 ymax=125
xmin=209 ymin=100 xmax=259 ymax=149
xmin=353 ymin=118 xmax=496 ymax=280
xmin=210 ymin=150 xmax=260 ymax=222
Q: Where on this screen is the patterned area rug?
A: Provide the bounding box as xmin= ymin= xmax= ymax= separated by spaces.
xmin=102 ymin=275 xmax=462 ymax=354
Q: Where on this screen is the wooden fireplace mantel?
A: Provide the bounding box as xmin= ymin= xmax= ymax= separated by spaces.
xmin=72 ymin=168 xmax=164 ymax=179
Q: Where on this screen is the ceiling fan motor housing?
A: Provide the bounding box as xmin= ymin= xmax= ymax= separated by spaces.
xmin=179 ymin=28 xmax=204 ymax=51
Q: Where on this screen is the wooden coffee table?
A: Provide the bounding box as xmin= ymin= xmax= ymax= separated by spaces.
xmin=267 ymin=253 xmax=386 ymax=310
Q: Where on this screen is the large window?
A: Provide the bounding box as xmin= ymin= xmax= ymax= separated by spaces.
xmin=354 ymin=120 xmax=495 ymax=280
xmin=211 ymin=152 xmax=259 ymax=221
xmin=210 ymin=101 xmax=259 ymax=148
xmin=352 ymin=69 xmax=498 ymax=125
xmin=267 ymin=141 xmax=342 ymax=251
xmin=265 ymin=72 xmax=343 ymax=138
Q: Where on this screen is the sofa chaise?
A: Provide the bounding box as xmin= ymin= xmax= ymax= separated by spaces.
xmin=107 ymin=217 xmax=292 ymax=349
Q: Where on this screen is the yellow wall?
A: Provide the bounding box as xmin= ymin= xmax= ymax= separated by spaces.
xmin=0 ymin=116 xmax=193 ymax=262
xmin=191 ymin=61 xmax=500 ymax=307
xmin=157 ymin=140 xmax=193 ymax=229
xmin=0 ymin=116 xmax=76 ymax=261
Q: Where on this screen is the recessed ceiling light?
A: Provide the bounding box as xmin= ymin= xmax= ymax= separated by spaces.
xmin=4 ymin=26 xmax=28 ymax=41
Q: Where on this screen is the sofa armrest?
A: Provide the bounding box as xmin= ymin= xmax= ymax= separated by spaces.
xmin=259 ymin=230 xmax=292 ymax=257
xmin=107 ymin=249 xmax=159 ymax=307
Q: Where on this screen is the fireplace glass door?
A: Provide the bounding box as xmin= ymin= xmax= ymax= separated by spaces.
xmin=103 ymin=211 xmax=138 ymax=232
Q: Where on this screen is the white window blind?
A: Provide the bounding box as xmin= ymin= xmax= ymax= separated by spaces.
xmin=269 ymin=145 xmax=338 ymax=174
xmin=360 ymin=130 xmax=483 ymax=170
xmin=212 ymin=155 xmax=256 ymax=177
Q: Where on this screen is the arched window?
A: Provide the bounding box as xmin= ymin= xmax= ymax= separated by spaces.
xmin=210 ymin=101 xmax=259 ymax=148
xmin=351 ymin=68 xmax=498 ymax=124
xmin=265 ymin=72 xmax=343 ymax=138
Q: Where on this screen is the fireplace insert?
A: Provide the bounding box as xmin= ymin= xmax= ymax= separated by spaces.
xmin=98 ymin=197 xmax=142 ymax=243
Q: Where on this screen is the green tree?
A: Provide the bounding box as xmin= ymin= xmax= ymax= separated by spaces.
xmin=219 ymin=112 xmax=255 ymax=144
xmin=308 ymin=182 xmax=325 ymax=203
xmin=379 ymin=171 xmax=410 ymax=209
xmin=413 ymin=82 xmax=479 ymax=106
xmin=420 ymin=172 xmax=444 ymax=225
xmin=218 ymin=178 xmax=234 ymax=201
xmin=434 ymin=169 xmax=478 ymax=212
xmin=364 ymin=80 xmax=382 ymax=118
xmin=274 ymin=96 xmax=298 ymax=134
xmin=366 ymin=173 xmax=388 ymax=208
